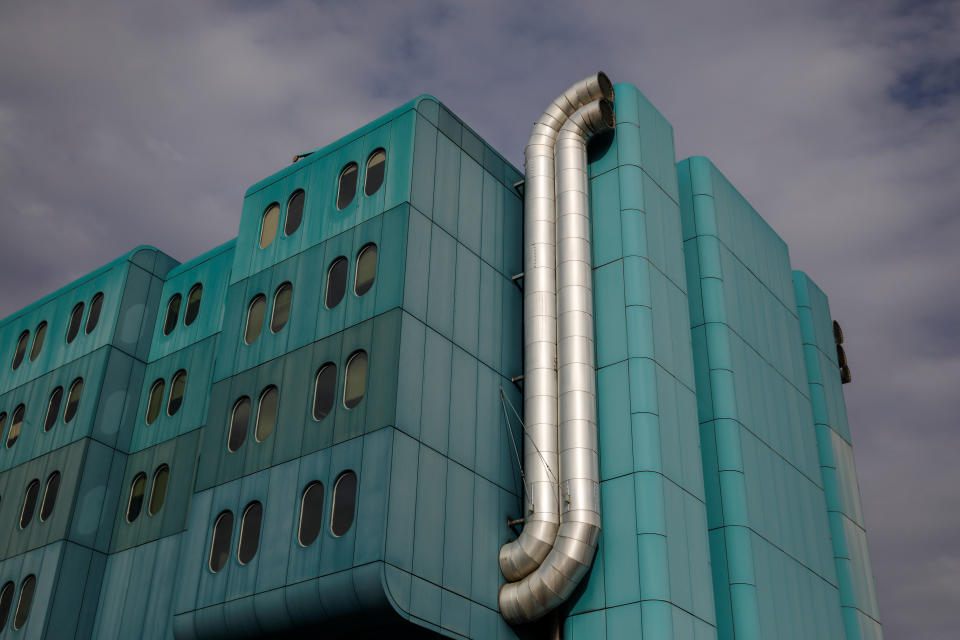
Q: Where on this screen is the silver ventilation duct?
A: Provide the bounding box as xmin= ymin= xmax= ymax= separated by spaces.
xmin=499 ymin=73 xmax=613 ymax=584
xmin=499 ymin=93 xmax=614 ymax=625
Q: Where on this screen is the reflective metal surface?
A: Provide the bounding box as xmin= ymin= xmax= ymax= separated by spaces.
xmin=499 ymin=86 xmax=614 ymax=625
xmin=499 ymin=73 xmax=613 ymax=587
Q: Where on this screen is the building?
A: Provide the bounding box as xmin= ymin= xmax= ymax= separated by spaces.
xmin=0 ymin=77 xmax=882 ymax=639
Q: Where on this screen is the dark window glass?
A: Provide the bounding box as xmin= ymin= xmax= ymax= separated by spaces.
xmin=285 ymin=189 xmax=305 ymax=236
xmin=244 ymin=294 xmax=266 ymax=344
xmin=841 ymin=365 xmax=852 ymax=384
xmin=126 ymin=473 xmax=147 ymax=523
xmin=336 ymin=163 xmax=358 ymax=210
xmin=298 ymin=482 xmax=325 ymax=547
xmin=167 ymin=370 xmax=187 ymax=416
xmin=85 ymin=293 xmax=104 ymax=334
xmin=343 ymin=351 xmax=368 ymax=410
xmin=64 ymin=377 xmax=83 ymax=423
xmin=259 ymin=203 xmax=280 ymax=249
xmin=237 ymin=501 xmax=263 ymax=565
xmin=325 ymin=257 xmax=348 ymax=309
xmin=833 ymin=320 xmax=844 ymax=344
xmin=146 ymin=379 xmax=165 ymax=425
xmin=227 ymin=397 xmax=251 ymax=452
xmin=43 ymin=387 xmax=63 ymax=432
xmin=364 ymin=149 xmax=386 ymax=196
xmin=209 ymin=511 xmax=234 ymax=573
xmin=331 ymin=471 xmax=358 ymax=537
xmin=20 ymin=479 xmax=40 ymax=529
xmin=184 ymin=284 xmax=202 ymax=326
xmin=163 ymin=294 xmax=181 ymax=336
xmin=6 ymin=405 xmax=25 ymax=448
xmin=39 ymin=471 xmax=60 ymax=522
xmin=313 ymin=363 xmax=337 ymax=421
xmin=270 ymin=282 xmax=292 ymax=333
xmin=254 ymin=386 xmax=278 ymax=443
xmin=354 ymin=244 xmax=377 ymax=296
xmin=12 ymin=330 xmax=29 ymax=370
xmin=13 ymin=575 xmax=35 ymax=630
xmin=65 ymin=302 xmax=84 ymax=344
xmin=30 ymin=322 xmax=47 ymax=361
xmin=148 ymin=465 xmax=169 ymax=516
xmin=837 ymin=344 xmax=848 ymax=369
xmin=0 ymin=581 xmax=14 ymax=630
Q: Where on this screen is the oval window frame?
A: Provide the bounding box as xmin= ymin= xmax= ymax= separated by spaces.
xmin=208 ymin=510 xmax=234 ymax=573
xmin=259 ymin=202 xmax=281 ymax=249
xmin=126 ymin=472 xmax=148 ymax=523
xmin=11 ymin=330 xmax=30 ymax=370
xmin=162 ymin=294 xmax=181 ymax=336
xmin=363 ymin=148 xmax=386 ymax=196
xmin=284 ymin=189 xmax=305 ymax=236
xmin=330 ymin=470 xmax=358 ymax=537
xmin=227 ymin=396 xmax=251 ymax=453
xmin=184 ymin=283 xmax=203 ymax=326
xmin=244 ymin=294 xmax=267 ymax=345
xmin=39 ymin=470 xmax=61 ymax=522
xmin=85 ymin=292 xmax=104 ymax=334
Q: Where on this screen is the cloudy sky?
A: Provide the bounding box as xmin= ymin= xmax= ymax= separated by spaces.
xmin=1 ymin=0 xmax=957 ymax=636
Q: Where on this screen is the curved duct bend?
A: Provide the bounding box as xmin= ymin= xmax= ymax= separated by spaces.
xmin=499 ymin=73 xmax=614 ymax=584
xmin=499 ymin=98 xmax=615 ymax=625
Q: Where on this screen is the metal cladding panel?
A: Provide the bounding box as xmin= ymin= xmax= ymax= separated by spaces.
xmin=0 ymin=247 xmax=174 ymax=397
xmin=679 ymin=156 xmax=846 ymax=640
xmin=130 ymin=336 xmax=218 ymax=452
xmin=147 ymin=240 xmax=235 ymax=362
xmin=558 ymin=83 xmax=716 ymax=637
xmin=213 ymin=206 xmax=407 ymax=384
xmin=109 ymin=429 xmax=201 ymax=554
xmin=232 ymin=105 xmax=417 ymax=286
xmin=793 ymin=271 xmax=883 ymax=637
xmin=197 ymin=310 xmax=400 ymax=493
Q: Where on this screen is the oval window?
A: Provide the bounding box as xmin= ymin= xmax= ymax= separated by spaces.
xmin=39 ymin=471 xmax=60 ymax=522
xmin=167 ymin=370 xmax=187 ymax=416
xmin=12 ymin=575 xmax=36 ymax=631
xmin=354 ymin=244 xmax=377 ymax=296
xmin=184 ymin=284 xmax=203 ymax=326
xmin=148 ymin=465 xmax=169 ymax=516
xmin=126 ymin=472 xmax=147 ymax=523
xmin=259 ymin=203 xmax=280 ymax=249
xmin=325 ymin=257 xmax=348 ymax=309
xmin=30 ymin=321 xmax=48 ymax=361
xmin=313 ymin=363 xmax=337 ymax=420
xmin=254 ymin=386 xmax=278 ymax=443
xmin=237 ymin=501 xmax=263 ymax=565
xmin=64 ymin=377 xmax=83 ymax=423
xmin=209 ymin=511 xmax=234 ymax=573
xmin=11 ymin=330 xmax=29 ymax=370
xmin=244 ymin=294 xmax=266 ymax=344
xmin=20 ymin=479 xmax=40 ymax=529
xmin=364 ymin=149 xmax=386 ymax=196
xmin=85 ymin=292 xmax=104 ymax=334
xmin=146 ymin=379 xmax=165 ymax=425
xmin=0 ymin=581 xmax=14 ymax=631
xmin=343 ymin=351 xmax=368 ymax=410
xmin=65 ymin=302 xmax=84 ymax=345
xmin=227 ymin=396 xmax=251 ymax=452
xmin=285 ymin=190 xmax=305 ymax=236
xmin=270 ymin=282 xmax=292 ymax=333
xmin=162 ymin=294 xmax=181 ymax=336
xmin=298 ymin=481 xmax=325 ymax=547
xmin=331 ymin=471 xmax=358 ymax=537
xmin=6 ymin=404 xmax=25 ymax=448
xmin=43 ymin=387 xmax=64 ymax=432
xmin=336 ymin=163 xmax=359 ymax=210
xmin=833 ymin=320 xmax=844 ymax=344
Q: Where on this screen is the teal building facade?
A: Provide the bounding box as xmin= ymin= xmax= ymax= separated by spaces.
xmin=0 ymin=83 xmax=881 ymax=639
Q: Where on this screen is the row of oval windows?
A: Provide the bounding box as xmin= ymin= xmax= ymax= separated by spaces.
xmin=2 ymin=377 xmax=85 ymax=449
xmin=161 ymin=283 xmax=203 ymax=337
xmin=0 ymin=575 xmax=35 ymax=632
xmin=125 ymin=464 xmax=169 ymax=523
xmin=14 ymin=471 xmax=61 ymax=529
xmin=226 ymin=350 xmax=368 ymax=454
xmin=258 ymin=149 xmax=386 ymax=250
xmin=208 ymin=470 xmax=358 ymax=574
xmin=10 ymin=293 xmax=104 ymax=371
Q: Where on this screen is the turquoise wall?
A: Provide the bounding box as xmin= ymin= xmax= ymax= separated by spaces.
xmin=0 ymin=86 xmax=881 ymax=640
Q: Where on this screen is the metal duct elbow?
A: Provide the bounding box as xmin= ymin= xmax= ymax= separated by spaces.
xmin=499 ymin=73 xmax=613 ymax=584
xmin=499 ymin=98 xmax=614 ymax=625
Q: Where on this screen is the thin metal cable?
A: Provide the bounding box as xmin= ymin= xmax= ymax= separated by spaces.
xmin=500 ymin=385 xmax=559 ymax=487
xmin=499 ymin=385 xmax=529 ymax=502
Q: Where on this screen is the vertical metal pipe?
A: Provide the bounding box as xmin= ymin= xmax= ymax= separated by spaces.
xmin=499 ymin=73 xmax=613 ymax=583
xmin=499 ymin=98 xmax=613 ymax=625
